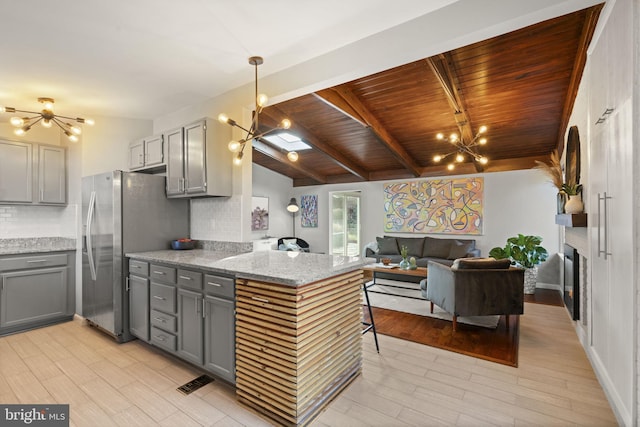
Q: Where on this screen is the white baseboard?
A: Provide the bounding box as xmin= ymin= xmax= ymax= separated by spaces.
xmin=536 ymin=282 xmax=562 ymax=292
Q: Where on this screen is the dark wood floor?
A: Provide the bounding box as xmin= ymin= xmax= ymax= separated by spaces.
xmin=524 ymin=287 xmax=564 ymax=306
xmin=365 ymin=288 xmax=567 ymax=367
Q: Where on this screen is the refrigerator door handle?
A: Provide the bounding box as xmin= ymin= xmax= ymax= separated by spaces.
xmin=86 ymin=191 xmax=97 ymax=281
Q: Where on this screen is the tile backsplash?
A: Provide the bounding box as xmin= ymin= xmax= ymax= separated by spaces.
xmin=0 ymin=204 xmax=78 ymax=238
xmin=191 ymin=196 xmax=242 ymax=241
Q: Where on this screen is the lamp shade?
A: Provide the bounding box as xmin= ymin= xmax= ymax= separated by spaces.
xmin=287 ymin=198 xmax=299 ymax=212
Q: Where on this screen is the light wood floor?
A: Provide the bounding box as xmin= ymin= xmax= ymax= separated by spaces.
xmin=0 ymin=302 xmax=616 ymax=426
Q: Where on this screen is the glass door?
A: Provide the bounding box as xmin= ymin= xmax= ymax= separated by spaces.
xmin=330 ymin=191 xmax=361 ymax=256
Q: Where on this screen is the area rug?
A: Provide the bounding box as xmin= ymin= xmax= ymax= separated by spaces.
xmin=366 ymin=279 xmax=500 ymax=328
xmin=364 ymin=279 xmax=519 ymax=366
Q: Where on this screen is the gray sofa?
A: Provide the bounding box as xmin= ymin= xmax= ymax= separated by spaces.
xmin=365 ymin=235 xmax=480 ymax=267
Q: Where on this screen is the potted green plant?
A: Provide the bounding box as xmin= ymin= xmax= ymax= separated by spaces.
xmin=489 ymin=234 xmax=548 ymax=294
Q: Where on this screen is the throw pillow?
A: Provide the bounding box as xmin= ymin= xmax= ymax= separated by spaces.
xmin=447 ymin=240 xmax=474 ymax=260
xmin=396 ymin=237 xmax=425 ymax=257
xmin=422 ymin=237 xmax=452 ymax=258
xmin=452 ymin=257 xmax=512 ymax=270
xmin=376 ymin=236 xmax=399 ymax=255
xmin=283 ymin=239 xmax=297 ymax=246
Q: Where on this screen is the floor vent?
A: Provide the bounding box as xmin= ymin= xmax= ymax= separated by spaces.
xmin=177 ymin=374 xmax=214 ymax=395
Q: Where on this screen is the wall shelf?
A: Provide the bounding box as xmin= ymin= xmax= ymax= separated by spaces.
xmin=555 ymin=213 xmax=587 ymax=227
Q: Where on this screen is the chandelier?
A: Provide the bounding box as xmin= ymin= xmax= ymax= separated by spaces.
xmin=1 ymin=97 xmax=94 ymax=142
xmin=432 ymin=125 xmax=488 ymax=170
xmin=218 ymin=56 xmax=294 ymax=166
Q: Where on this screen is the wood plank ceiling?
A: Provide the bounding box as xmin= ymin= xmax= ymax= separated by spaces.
xmin=255 ymin=5 xmax=603 ymax=187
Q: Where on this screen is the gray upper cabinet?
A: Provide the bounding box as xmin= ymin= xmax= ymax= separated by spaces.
xmin=166 ymin=127 xmax=185 ymax=196
xmin=129 ymin=134 xmax=164 ymax=171
xmin=128 ymin=139 xmax=145 ymax=169
xmin=0 ymin=140 xmax=32 ymax=203
xmin=165 ymin=118 xmax=232 ymax=198
xmin=39 ymin=145 xmax=66 ymax=204
xmin=0 ymin=139 xmax=66 ymax=205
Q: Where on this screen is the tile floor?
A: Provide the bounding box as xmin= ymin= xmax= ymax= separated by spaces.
xmin=0 ymin=302 xmax=617 ymax=426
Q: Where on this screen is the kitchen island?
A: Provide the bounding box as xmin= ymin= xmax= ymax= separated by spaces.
xmin=126 ymin=249 xmax=367 ymax=427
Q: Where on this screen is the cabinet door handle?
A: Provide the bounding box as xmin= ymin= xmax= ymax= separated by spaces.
xmin=207 ymin=282 xmax=222 ymax=287
xmin=154 ymin=335 xmax=166 ymax=342
xmin=251 ymin=296 xmax=269 ymax=304
xmin=153 ymin=271 xmax=166 ymax=275
xmin=598 ymin=192 xmax=612 ymax=259
xmin=153 ymin=295 xmax=166 ymax=301
xmin=126 ymin=277 xmax=130 ymax=292
xmin=202 ymin=298 xmax=206 ymax=319
xmin=179 ymin=275 xmax=192 ymax=280
xmin=153 ymin=317 xmax=166 ymax=323
xmin=26 ymin=259 xmax=48 ymax=263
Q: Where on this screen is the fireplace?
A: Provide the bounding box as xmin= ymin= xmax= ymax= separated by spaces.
xmin=564 ymin=244 xmax=579 ymax=320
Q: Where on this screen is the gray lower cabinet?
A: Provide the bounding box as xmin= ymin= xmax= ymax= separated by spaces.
xmin=128 ymin=259 xmax=235 ymax=383
xmin=128 ymin=274 xmax=150 ymax=341
xmin=204 ymin=295 xmax=235 ymax=382
xmin=178 ymin=288 xmax=204 ymax=365
xmin=0 ymin=251 xmax=75 ymax=335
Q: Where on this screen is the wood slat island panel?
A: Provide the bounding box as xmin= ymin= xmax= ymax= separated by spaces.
xmin=236 ymin=269 xmax=364 ymax=426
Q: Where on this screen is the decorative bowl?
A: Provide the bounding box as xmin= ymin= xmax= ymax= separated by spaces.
xmin=171 ymin=239 xmax=197 ymax=250
xmin=381 ymin=258 xmax=392 ymax=265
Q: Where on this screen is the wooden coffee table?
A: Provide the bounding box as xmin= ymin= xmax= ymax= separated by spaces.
xmin=363 ymin=264 xmax=428 ymax=299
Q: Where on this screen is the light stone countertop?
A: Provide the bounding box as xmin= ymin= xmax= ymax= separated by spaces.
xmin=126 ymin=249 xmax=368 ymax=286
xmin=0 ymin=237 xmax=77 ymax=255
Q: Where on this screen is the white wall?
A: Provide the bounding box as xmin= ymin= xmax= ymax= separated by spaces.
xmin=251 ymin=164 xmax=294 ymax=240
xmin=253 ymin=166 xmax=560 ymax=267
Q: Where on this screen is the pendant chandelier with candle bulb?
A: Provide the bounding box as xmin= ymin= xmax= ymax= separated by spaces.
xmin=218 ymin=56 xmax=295 ymax=166
xmin=1 ymin=97 xmax=94 ymax=142
xmin=432 ymin=125 xmax=488 ymax=171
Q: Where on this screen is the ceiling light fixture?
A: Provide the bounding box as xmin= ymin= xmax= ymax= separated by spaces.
xmin=432 ymin=125 xmax=488 ymax=170
xmin=218 ymin=56 xmax=293 ymax=165
xmin=1 ymin=97 xmax=94 ymax=143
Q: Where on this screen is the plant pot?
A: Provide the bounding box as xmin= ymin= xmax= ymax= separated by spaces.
xmin=564 ymin=194 xmax=584 ymax=214
xmin=399 ymin=258 xmax=410 ymax=270
xmin=524 ymin=266 xmax=538 ymax=295
xmin=557 ymin=192 xmax=567 ymax=214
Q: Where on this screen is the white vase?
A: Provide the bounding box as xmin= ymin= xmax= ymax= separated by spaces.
xmin=564 ymin=194 xmax=584 ymax=214
xmin=524 ymin=266 xmax=538 ymax=295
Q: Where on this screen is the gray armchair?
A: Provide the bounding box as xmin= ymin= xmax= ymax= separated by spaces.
xmin=421 ymin=259 xmax=525 ymax=332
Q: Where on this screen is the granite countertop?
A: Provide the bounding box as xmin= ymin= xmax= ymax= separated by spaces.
xmin=0 ymin=237 xmax=77 ymax=255
xmin=127 ymin=249 xmax=367 ymax=286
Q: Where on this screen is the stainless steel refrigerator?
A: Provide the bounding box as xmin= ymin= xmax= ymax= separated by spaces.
xmin=82 ymin=171 xmax=189 ymax=342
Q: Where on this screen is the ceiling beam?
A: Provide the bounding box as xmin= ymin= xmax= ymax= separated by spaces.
xmin=554 ymin=4 xmax=603 ymax=157
xmin=328 ymin=86 xmax=423 ymax=177
xmin=260 ymin=106 xmax=370 ymax=181
xmin=427 ymin=54 xmax=485 ymax=173
xmin=251 ymin=139 xmax=328 ymax=184
xmin=313 ymin=89 xmax=368 ymax=127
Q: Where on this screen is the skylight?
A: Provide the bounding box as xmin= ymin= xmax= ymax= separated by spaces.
xmin=262 ymin=132 xmax=312 ymax=151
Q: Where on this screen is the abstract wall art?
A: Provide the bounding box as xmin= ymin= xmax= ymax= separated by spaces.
xmin=383 ymin=177 xmax=484 ymax=235
xmin=251 ymin=196 xmax=269 ymax=231
xmin=300 ymin=195 xmax=318 ymax=228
